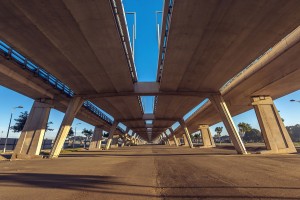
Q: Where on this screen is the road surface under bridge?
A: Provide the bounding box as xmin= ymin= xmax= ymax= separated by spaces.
xmin=1 ymin=145 xmax=300 ymax=200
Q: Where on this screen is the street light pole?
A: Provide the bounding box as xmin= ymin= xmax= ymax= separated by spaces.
xmin=73 ymin=122 xmax=81 ymax=149
xmin=3 ymin=106 xmax=23 ymax=153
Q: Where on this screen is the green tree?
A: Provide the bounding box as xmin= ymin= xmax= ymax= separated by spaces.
xmin=238 ymin=122 xmax=252 ymax=139
xmin=286 ymin=124 xmax=300 ymax=142
xmin=68 ymin=127 xmax=74 ymax=138
xmin=82 ymin=128 xmax=93 ymax=148
xmin=10 ymin=111 xmax=29 ymax=132
xmin=103 ymin=132 xmax=109 ymax=138
xmin=243 ymin=128 xmax=264 ymax=143
xmin=193 ymin=133 xmax=200 ymax=143
xmin=215 ymin=127 xmax=223 ymax=143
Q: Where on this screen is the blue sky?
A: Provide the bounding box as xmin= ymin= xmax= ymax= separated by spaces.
xmin=1 ymin=0 xmax=300 ymax=139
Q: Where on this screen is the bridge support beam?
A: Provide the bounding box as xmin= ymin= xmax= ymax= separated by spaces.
xmin=50 ymin=97 xmax=84 ymax=158
xmin=105 ymin=121 xmax=119 ymax=150
xmin=89 ymin=126 xmax=103 ymax=150
xmin=210 ymin=94 xmax=247 ymax=154
xmin=251 ymin=96 xmax=296 ymax=154
xmin=169 ymin=128 xmax=179 ymax=147
xmin=163 ymin=132 xmax=170 ymax=145
xmin=11 ymin=100 xmax=52 ymax=159
xmin=198 ymin=125 xmax=215 ymax=148
xmin=179 ymin=119 xmax=194 ymax=148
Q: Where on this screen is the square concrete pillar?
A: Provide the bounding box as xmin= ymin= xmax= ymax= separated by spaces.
xmin=210 ymin=94 xmax=247 ymax=154
xmin=163 ymin=132 xmax=171 ymax=145
xmin=198 ymin=125 xmax=216 ymax=148
xmin=177 ymin=138 xmax=181 ymax=146
xmin=169 ymin=128 xmax=179 ymax=147
xmin=50 ymin=97 xmax=84 ymax=158
xmin=179 ymin=119 xmax=194 ymax=148
xmin=89 ymin=126 xmax=103 ymax=150
xmin=105 ymin=121 xmax=119 ymax=150
xmin=11 ymin=100 xmax=52 ymax=159
xmin=251 ymin=96 xmax=296 ymax=154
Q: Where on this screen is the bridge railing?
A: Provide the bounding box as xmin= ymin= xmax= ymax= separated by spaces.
xmin=0 ymin=40 xmax=125 ymax=134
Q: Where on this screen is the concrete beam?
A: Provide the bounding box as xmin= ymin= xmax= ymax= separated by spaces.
xmin=50 ymin=97 xmax=84 ymax=158
xmin=198 ymin=125 xmax=216 ymax=148
xmin=77 ymin=82 xmax=217 ymax=98
xmin=178 ymin=119 xmax=194 ymax=148
xmin=118 ymin=116 xmax=179 ymax=122
xmin=105 ymin=121 xmax=119 ymax=150
xmin=89 ymin=126 xmax=103 ymax=150
xmin=11 ymin=100 xmax=52 ymax=159
xmin=0 ymin=63 xmax=54 ymax=99
xmin=209 ymin=94 xmax=247 ymax=154
xmin=251 ymin=96 xmax=296 ymax=154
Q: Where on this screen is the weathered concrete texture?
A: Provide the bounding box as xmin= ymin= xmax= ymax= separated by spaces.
xmin=198 ymin=124 xmax=215 ymax=148
xmin=179 ymin=119 xmax=194 ymax=148
xmin=11 ymin=100 xmax=51 ymax=160
xmin=210 ymin=94 xmax=247 ymax=154
xmin=1 ymin=145 xmax=300 ymax=200
xmin=105 ymin=121 xmax=118 ymax=150
xmin=88 ymin=126 xmax=103 ymax=150
xmin=252 ymin=96 xmax=297 ymax=154
xmin=50 ymin=97 xmax=84 ymax=158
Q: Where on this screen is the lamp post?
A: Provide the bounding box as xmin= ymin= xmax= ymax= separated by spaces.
xmin=73 ymin=122 xmax=81 ymax=149
xmin=3 ymin=106 xmax=23 ymax=153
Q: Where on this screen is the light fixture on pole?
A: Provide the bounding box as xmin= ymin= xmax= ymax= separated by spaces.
xmin=73 ymin=122 xmax=81 ymax=149
xmin=290 ymin=99 xmax=300 ymax=103
xmin=3 ymin=106 xmax=23 ymax=153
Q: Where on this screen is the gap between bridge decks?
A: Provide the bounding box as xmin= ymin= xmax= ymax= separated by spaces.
xmin=75 ymin=82 xmax=219 ymax=98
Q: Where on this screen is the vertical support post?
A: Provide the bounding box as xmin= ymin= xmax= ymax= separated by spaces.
xmin=105 ymin=121 xmax=119 ymax=150
xmin=251 ymin=96 xmax=296 ymax=154
xmin=121 ymin=128 xmax=129 ymax=147
xmin=89 ymin=126 xmax=103 ymax=150
xmin=50 ymin=97 xmax=84 ymax=158
xmin=209 ymin=94 xmax=247 ymax=154
xmin=12 ymin=100 xmax=52 ymax=159
xmin=163 ymin=132 xmax=170 ymax=145
xmin=178 ymin=119 xmax=194 ymax=148
xmin=169 ymin=128 xmax=179 ymax=147
xmin=198 ymin=125 xmax=215 ymax=148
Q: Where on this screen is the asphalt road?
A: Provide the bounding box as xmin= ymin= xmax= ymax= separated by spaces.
xmin=1 ymin=145 xmax=300 ymax=200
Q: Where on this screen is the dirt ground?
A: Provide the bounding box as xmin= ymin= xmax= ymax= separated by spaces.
xmin=0 ymin=145 xmax=300 ymax=200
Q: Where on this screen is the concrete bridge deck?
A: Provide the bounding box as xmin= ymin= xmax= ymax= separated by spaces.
xmin=1 ymin=145 xmax=300 ymax=200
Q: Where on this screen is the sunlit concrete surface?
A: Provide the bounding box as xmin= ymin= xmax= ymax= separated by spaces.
xmin=1 ymin=145 xmax=300 ymax=200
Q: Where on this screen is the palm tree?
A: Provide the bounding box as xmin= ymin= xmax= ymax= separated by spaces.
xmin=237 ymin=122 xmax=252 ymax=139
xmin=215 ymin=127 xmax=223 ymax=143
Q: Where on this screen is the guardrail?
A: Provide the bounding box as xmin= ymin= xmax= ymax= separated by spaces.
xmin=0 ymin=40 xmax=125 ymax=134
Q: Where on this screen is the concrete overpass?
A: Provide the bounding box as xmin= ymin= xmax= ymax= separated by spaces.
xmin=0 ymin=0 xmax=300 ymax=159
xmin=152 ymin=0 xmax=300 ymax=154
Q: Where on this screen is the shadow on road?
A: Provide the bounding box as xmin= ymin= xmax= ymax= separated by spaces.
xmin=0 ymin=173 xmax=300 ymax=199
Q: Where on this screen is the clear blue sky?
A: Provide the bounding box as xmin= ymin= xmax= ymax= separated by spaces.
xmin=1 ymin=0 xmax=300 ymax=139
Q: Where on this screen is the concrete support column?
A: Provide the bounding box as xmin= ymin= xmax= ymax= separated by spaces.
xmin=105 ymin=121 xmax=119 ymax=150
xmin=163 ymin=132 xmax=170 ymax=145
xmin=89 ymin=126 xmax=103 ymax=150
xmin=251 ymin=96 xmax=296 ymax=154
xmin=179 ymin=119 xmax=194 ymax=148
xmin=121 ymin=128 xmax=129 ymax=147
xmin=169 ymin=128 xmax=179 ymax=147
xmin=177 ymin=138 xmax=181 ymax=145
xmin=209 ymin=94 xmax=247 ymax=154
xmin=50 ymin=97 xmax=84 ymax=158
xmin=12 ymin=100 xmax=52 ymax=159
xmin=198 ymin=125 xmax=215 ymax=148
